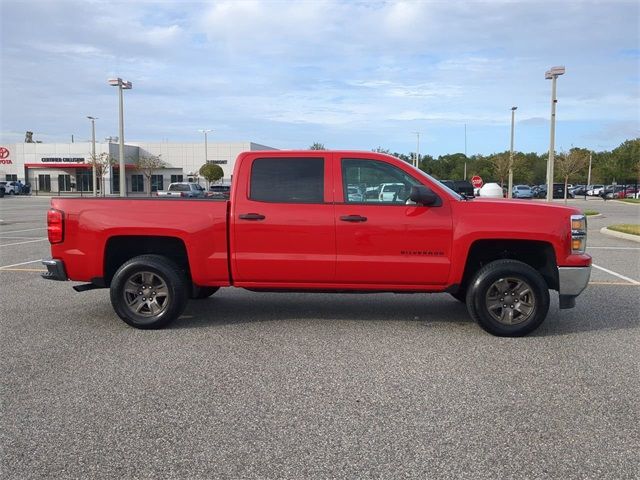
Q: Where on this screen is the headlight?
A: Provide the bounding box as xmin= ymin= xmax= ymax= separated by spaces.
xmin=570 ymin=214 xmax=587 ymax=253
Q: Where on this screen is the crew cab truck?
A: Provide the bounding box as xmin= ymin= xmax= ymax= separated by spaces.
xmin=42 ymin=151 xmax=591 ymax=336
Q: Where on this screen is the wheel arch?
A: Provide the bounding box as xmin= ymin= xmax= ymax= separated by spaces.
xmin=459 ymin=239 xmax=558 ymax=292
xmin=103 ymin=236 xmax=189 ymax=287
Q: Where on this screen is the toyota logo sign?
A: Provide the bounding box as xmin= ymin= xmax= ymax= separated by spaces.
xmin=0 ymin=147 xmax=9 ymax=159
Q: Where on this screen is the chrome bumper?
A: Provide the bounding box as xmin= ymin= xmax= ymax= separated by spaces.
xmin=558 ymin=266 xmax=591 ymax=296
xmin=557 ymin=266 xmax=591 ymax=309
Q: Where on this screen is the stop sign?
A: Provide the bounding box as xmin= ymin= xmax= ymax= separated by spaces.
xmin=471 ymin=175 xmax=483 ymax=188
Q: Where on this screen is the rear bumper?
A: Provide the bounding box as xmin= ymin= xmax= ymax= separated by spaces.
xmin=558 ymin=266 xmax=591 ymax=309
xmin=41 ymin=258 xmax=68 ymax=281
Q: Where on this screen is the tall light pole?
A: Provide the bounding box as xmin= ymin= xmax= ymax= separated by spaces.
xmin=586 ymin=151 xmax=592 ymax=191
xmin=507 ymin=106 xmax=517 ymax=199
xmin=87 ymin=116 xmax=98 ymax=196
xmin=198 ymin=129 xmax=212 ymax=166
xmin=412 ymin=131 xmax=420 ymax=168
xmin=108 ymin=78 xmax=132 ymax=197
xmin=545 ymin=66 xmax=565 ymax=202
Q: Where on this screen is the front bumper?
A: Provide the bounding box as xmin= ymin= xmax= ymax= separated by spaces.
xmin=41 ymin=258 xmax=68 ymax=281
xmin=557 ymin=266 xmax=591 ymax=309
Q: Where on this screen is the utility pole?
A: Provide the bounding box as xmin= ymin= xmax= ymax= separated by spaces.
xmin=87 ymin=116 xmax=98 ymax=196
xmin=545 ymin=66 xmax=565 ymax=202
xmin=507 ymin=107 xmax=517 ymax=198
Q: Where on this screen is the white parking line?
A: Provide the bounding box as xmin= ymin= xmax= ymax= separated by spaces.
xmin=0 ymin=238 xmax=48 ymax=247
xmin=0 ymin=227 xmax=46 ymax=233
xmin=592 ymin=263 xmax=640 ymax=285
xmin=0 ymin=236 xmax=45 ymax=239
xmin=0 ymin=259 xmax=43 ymax=269
xmin=589 ymin=247 xmax=640 ymax=250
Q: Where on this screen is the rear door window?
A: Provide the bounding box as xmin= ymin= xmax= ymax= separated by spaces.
xmin=250 ymin=158 xmax=324 ymax=203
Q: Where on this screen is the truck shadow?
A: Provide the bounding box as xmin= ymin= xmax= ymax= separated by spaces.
xmin=176 ymin=291 xmax=472 ymax=330
xmin=176 ymin=288 xmax=639 ymax=337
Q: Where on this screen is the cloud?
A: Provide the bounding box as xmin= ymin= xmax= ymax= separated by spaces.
xmin=1 ymin=0 xmax=638 ymax=155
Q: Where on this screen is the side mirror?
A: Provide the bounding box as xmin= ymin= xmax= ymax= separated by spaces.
xmin=409 ymin=185 xmax=440 ymax=206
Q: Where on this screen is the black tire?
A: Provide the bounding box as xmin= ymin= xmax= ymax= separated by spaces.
xmin=190 ymin=285 xmax=220 ymax=299
xmin=110 ymin=254 xmax=188 ymax=329
xmin=465 ymin=259 xmax=550 ymax=337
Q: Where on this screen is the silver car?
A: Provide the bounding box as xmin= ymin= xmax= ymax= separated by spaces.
xmin=512 ymin=185 xmax=533 ymax=199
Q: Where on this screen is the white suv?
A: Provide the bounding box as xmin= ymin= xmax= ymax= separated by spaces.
xmin=378 ymin=183 xmax=405 ymax=202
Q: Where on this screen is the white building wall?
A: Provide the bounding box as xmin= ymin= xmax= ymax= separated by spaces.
xmin=0 ymin=140 xmax=277 ymax=191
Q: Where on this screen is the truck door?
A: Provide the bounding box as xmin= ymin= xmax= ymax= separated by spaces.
xmin=231 ymin=155 xmax=336 ymax=284
xmin=334 ymin=156 xmax=453 ymax=286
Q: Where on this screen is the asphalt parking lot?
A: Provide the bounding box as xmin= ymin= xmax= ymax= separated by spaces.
xmin=1 ymin=195 xmax=638 ymax=479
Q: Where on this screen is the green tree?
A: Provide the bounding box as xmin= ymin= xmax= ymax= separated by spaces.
xmin=309 ymin=142 xmax=326 ymax=150
xmin=87 ymin=152 xmax=117 ymax=196
xmin=134 ymin=154 xmax=167 ymax=196
xmin=556 ymin=148 xmax=589 ymax=202
xmin=199 ymin=163 xmax=224 ymax=187
xmin=489 ymin=152 xmax=511 ymax=186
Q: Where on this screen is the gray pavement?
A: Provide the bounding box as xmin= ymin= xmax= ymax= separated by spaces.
xmin=1 ymin=195 xmax=639 ymax=479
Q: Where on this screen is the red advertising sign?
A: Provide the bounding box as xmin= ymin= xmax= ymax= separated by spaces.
xmin=471 ymin=175 xmax=483 ymax=188
xmin=0 ymin=147 xmax=9 ymax=159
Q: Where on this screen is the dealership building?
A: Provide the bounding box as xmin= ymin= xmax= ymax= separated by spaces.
xmin=0 ymin=140 xmax=276 ymax=194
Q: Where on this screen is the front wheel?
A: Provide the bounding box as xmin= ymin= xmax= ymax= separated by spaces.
xmin=110 ymin=255 xmax=188 ymax=329
xmin=465 ymin=259 xmax=550 ymax=337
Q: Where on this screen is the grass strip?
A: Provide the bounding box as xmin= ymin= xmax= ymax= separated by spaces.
xmin=608 ymin=224 xmax=640 ymax=236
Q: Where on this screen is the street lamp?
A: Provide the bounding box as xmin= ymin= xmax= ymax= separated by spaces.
xmin=412 ymin=131 xmax=420 ymax=168
xmin=545 ymin=66 xmax=565 ymax=202
xmin=87 ymin=116 xmax=98 ymax=196
xmin=198 ymin=129 xmax=213 ymax=165
xmin=507 ymin=107 xmax=517 ymax=199
xmin=108 ymin=77 xmax=132 ymax=197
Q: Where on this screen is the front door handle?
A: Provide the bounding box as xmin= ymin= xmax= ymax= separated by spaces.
xmin=340 ymin=215 xmax=367 ymax=222
xmin=239 ymin=213 xmax=266 ymax=221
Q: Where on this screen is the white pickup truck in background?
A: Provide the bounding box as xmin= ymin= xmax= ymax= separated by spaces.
xmin=156 ymin=182 xmax=206 ymax=198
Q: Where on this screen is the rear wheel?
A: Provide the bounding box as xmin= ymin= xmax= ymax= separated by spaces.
xmin=110 ymin=255 xmax=188 ymax=329
xmin=465 ymin=259 xmax=549 ymax=337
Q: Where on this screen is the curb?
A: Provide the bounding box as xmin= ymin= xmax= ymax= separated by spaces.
xmin=600 ymin=227 xmax=640 ymax=244
xmin=585 ymin=213 xmax=603 ymax=219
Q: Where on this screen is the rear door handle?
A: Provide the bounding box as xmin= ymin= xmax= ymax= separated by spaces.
xmin=340 ymin=215 xmax=367 ymax=222
xmin=239 ymin=213 xmax=266 ymax=221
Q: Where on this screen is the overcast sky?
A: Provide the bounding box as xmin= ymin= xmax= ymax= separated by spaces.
xmin=1 ymin=0 xmax=638 ymax=156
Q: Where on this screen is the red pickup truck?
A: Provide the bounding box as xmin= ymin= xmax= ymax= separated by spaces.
xmin=43 ymin=151 xmax=591 ymax=336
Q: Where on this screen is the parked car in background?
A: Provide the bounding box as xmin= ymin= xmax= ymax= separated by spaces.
xmin=553 ymin=183 xmax=574 ymax=199
xmin=604 ymin=185 xmax=636 ymax=199
xmin=587 ymin=185 xmax=605 ymax=196
xmin=207 ymin=184 xmax=231 ymax=199
xmin=378 ymin=183 xmax=405 ymax=201
xmin=570 ymin=185 xmax=588 ymax=196
xmin=532 ymin=185 xmax=546 ymax=198
xmin=0 ymin=184 xmax=5 ymax=198
xmin=0 ymin=181 xmax=19 ymax=195
xmin=440 ymin=180 xmax=475 ymax=197
xmin=512 ymin=185 xmax=533 ymax=199
xmin=346 ymin=186 xmax=364 ymax=202
xmin=157 ymin=182 xmax=206 ymax=198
